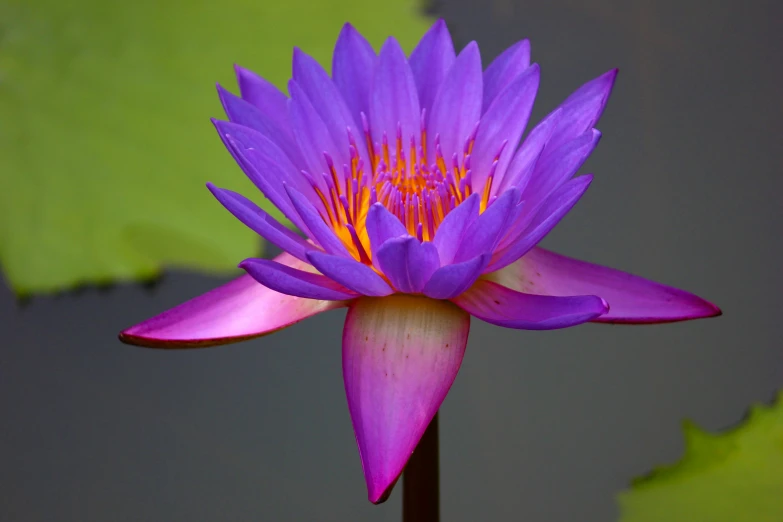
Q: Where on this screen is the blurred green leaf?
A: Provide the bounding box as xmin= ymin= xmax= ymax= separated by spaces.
xmin=0 ymin=0 xmax=430 ymax=295
xmin=618 ymin=391 xmax=783 ymax=522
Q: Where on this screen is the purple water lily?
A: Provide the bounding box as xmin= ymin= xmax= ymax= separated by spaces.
xmin=120 ymin=20 xmax=720 ymax=503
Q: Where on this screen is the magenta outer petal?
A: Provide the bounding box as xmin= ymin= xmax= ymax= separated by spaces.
xmin=471 ymin=64 xmax=539 ymax=192
xmin=452 ymin=279 xmax=608 ymax=330
xmin=119 ymin=253 xmax=347 ymax=348
xmin=371 ymin=37 xmax=421 ymax=147
xmin=342 ymin=295 xmax=470 ymax=503
xmin=409 ymin=19 xmax=456 ymax=118
xmin=490 ymin=247 xmax=722 ymax=323
xmin=332 ymin=24 xmax=376 ymax=133
xmin=427 ymin=41 xmax=483 ymax=166
xmin=482 ymin=39 xmax=531 ymax=112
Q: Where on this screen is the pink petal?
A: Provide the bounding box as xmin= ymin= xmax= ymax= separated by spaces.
xmin=488 ymin=247 xmax=721 ymax=324
xmin=119 ymin=253 xmax=347 ymax=348
xmin=342 ymin=295 xmax=470 ymax=503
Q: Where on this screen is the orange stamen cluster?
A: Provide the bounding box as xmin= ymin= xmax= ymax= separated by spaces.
xmin=307 ymin=111 xmax=503 ymax=263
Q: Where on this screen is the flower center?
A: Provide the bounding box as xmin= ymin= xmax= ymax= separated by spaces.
xmin=307 ymin=111 xmax=502 ymax=263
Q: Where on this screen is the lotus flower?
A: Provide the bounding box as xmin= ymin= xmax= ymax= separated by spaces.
xmin=119 ymin=20 xmax=721 ymax=503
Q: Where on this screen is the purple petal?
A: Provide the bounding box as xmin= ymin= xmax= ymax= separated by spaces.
xmin=482 ymin=39 xmax=531 ymax=112
xmin=207 ymin=183 xmax=315 ymax=262
xmin=422 ymin=254 xmax=490 ymax=299
xmin=370 ymin=37 xmax=421 ymax=146
xmin=119 ymin=253 xmax=346 ymax=348
xmin=488 ymin=175 xmax=593 ymax=272
xmin=213 ymin=120 xmax=310 ymax=232
xmin=288 ymin=80 xmax=341 ymax=182
xmin=521 ymin=129 xmax=601 ymax=212
xmin=452 ymin=279 xmax=608 ymax=329
xmin=494 ymin=108 xmax=563 ymax=196
xmin=293 ymin=48 xmax=368 ymax=164
xmin=471 ymin=64 xmax=540 ymax=192
xmin=307 ymin=251 xmax=393 ymax=297
xmin=453 ymin=188 xmax=520 ymax=263
xmin=343 ymin=295 xmax=469 ymax=503
xmin=234 ymin=65 xmax=290 ymax=129
xmin=432 ymin=193 xmax=479 ymax=265
xmin=285 ymin=185 xmax=350 ymax=257
xmin=332 ymin=24 xmax=377 ymax=134
xmin=545 ymin=69 xmax=618 ymax=152
xmin=376 ymin=236 xmax=440 ymax=293
xmin=365 ymin=203 xmax=409 ymax=259
xmin=491 ymin=247 xmax=722 ymax=323
xmin=217 ymin=84 xmax=303 ymax=167
xmin=427 ymin=42 xmax=482 ymax=166
xmin=408 ymin=19 xmax=456 ymax=118
xmin=240 ymin=257 xmax=358 ymax=301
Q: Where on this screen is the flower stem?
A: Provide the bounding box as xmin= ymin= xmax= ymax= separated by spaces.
xmin=402 ymin=412 xmax=439 ymax=522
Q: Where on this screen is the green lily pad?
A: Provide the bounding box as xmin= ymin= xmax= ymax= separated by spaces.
xmin=618 ymin=391 xmax=783 ymax=522
xmin=0 ymin=0 xmax=430 ymax=295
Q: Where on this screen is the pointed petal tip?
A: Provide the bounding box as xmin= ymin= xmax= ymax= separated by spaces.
xmin=343 ymin=296 xmax=469 ymax=506
xmin=380 ymin=35 xmax=405 ymax=54
xmin=598 ymin=297 xmax=722 ymax=324
xmin=339 ymin=21 xmax=359 ymax=35
xmin=503 ymin=247 xmax=723 ymax=325
xmin=594 ymin=68 xmax=619 ymax=87
xmin=117 ymin=327 xmax=255 ymax=350
xmin=368 ymin=476 xmax=400 ymax=504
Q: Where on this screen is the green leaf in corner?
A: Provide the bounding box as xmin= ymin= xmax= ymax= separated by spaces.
xmin=0 ymin=0 xmax=431 ymax=296
xmin=618 ymin=391 xmax=783 ymax=522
